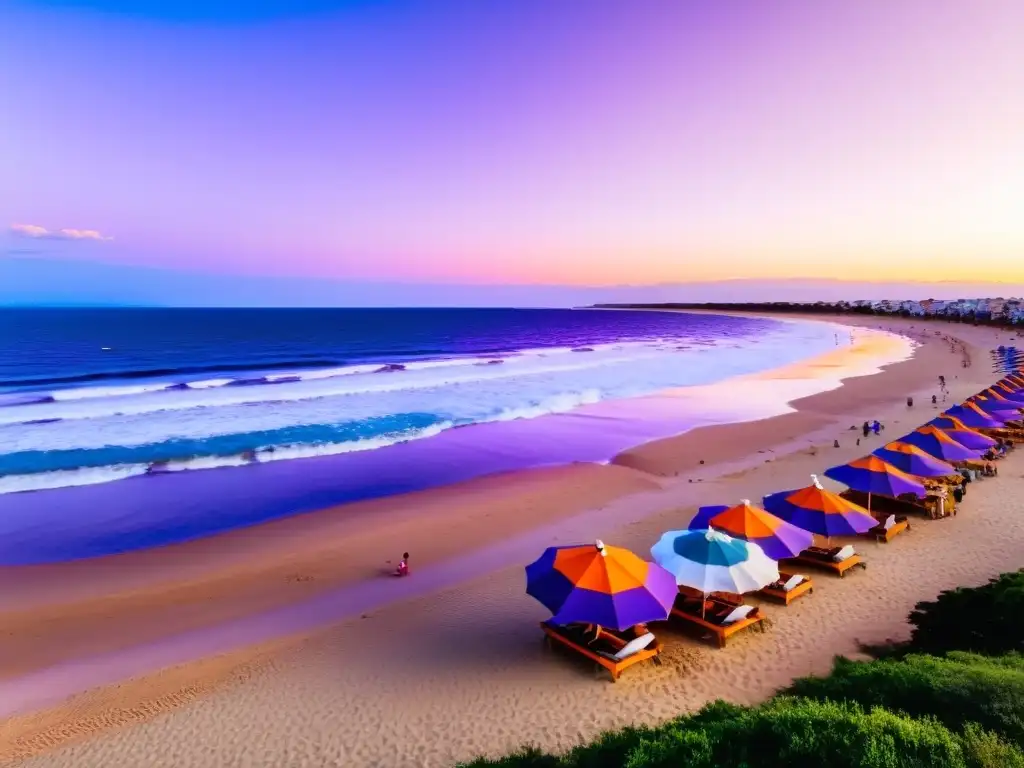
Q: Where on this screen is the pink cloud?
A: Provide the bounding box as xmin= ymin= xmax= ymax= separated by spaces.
xmin=9 ymin=223 xmax=112 ymax=241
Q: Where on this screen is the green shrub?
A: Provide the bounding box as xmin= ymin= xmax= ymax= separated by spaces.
xmin=460 ymin=697 xmax=995 ymax=767
xmin=907 ymin=570 xmax=1024 ymax=656
xmin=458 ymin=747 xmax=562 ymax=768
xmin=785 ymin=653 xmax=1024 ymax=747
xmin=960 ymin=723 xmax=1024 ymax=768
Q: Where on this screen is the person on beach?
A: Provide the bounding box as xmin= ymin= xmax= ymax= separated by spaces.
xmin=872 ymin=420 xmax=881 ymax=435
xmin=396 ymin=552 xmax=410 ymax=577
xmin=862 ymin=421 xmax=871 ymax=438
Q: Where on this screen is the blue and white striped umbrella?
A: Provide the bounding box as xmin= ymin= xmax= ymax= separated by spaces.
xmin=650 ymin=528 xmax=779 ymax=595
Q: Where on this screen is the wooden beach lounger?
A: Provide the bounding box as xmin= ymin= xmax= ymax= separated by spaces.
xmin=758 ymin=572 xmax=814 ymax=605
xmin=866 ymin=514 xmax=910 ymax=543
xmin=669 ymin=593 xmax=766 ymax=648
xmin=539 ymin=622 xmax=662 ymax=681
xmin=781 ymin=545 xmax=866 ymax=577
xmin=840 ymin=489 xmax=934 ymax=519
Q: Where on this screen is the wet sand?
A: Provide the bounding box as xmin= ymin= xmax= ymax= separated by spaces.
xmin=2 ymin=314 xmax=1021 ymax=767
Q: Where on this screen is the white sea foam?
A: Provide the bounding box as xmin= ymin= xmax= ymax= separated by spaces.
xmin=185 ymin=378 xmax=236 ymax=389
xmin=0 ymin=387 xmax=623 ymax=494
xmin=49 ymin=383 xmax=174 ymax=401
xmin=483 ymin=389 xmax=603 ymax=422
xmin=0 ymin=344 xmax=665 ymax=427
xmin=0 ymin=420 xmax=457 ymax=494
xmin=0 ymin=464 xmax=150 ymax=494
xmin=0 ymin=322 xmax=865 ymax=494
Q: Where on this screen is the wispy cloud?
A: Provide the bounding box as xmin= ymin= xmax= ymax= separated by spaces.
xmin=9 ymin=223 xmax=113 ymax=241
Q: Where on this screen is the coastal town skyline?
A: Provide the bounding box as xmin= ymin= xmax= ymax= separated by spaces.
xmin=3 ymin=0 xmax=1024 ymax=306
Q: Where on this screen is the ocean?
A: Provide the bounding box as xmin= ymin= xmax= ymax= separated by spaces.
xmin=0 ymin=307 xmax=846 ymax=563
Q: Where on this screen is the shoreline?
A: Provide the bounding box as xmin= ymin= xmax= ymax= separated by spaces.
xmin=0 ymin=313 xmax=872 ymax=565
xmin=0 ymin=313 xmax=1011 ymax=766
xmin=0 ymin=309 xmax=835 ymax=501
xmin=0 ymin=316 xmax=898 ymax=566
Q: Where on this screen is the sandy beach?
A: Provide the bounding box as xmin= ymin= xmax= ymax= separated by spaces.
xmin=3 ymin=313 xmax=1023 ymax=767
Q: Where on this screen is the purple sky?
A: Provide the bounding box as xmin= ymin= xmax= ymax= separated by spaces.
xmin=3 ymin=0 xmax=1024 ymax=305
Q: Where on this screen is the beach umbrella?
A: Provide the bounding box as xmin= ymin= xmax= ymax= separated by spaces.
xmin=688 ymin=500 xmax=813 ymax=561
xmin=978 ymin=387 xmax=1024 ymax=405
xmin=900 ymin=426 xmax=984 ymax=462
xmin=974 ymin=396 xmax=1024 ymax=415
xmin=996 ymin=384 xmax=1024 ymax=400
xmin=688 ymin=505 xmax=730 ymax=531
xmin=762 ymin=475 xmax=878 ymax=537
xmin=942 ymin=404 xmax=1006 ymax=430
xmin=873 ymin=442 xmax=958 ymax=478
xmin=525 ymin=540 xmax=677 ymax=630
xmin=650 ymin=529 xmax=779 ymax=597
xmin=966 ymin=398 xmax=1023 ymax=422
xmin=928 ymin=418 xmax=998 ymax=450
xmin=824 ymin=456 xmax=927 ymax=499
xmin=970 ymin=396 xmax=1024 ymax=416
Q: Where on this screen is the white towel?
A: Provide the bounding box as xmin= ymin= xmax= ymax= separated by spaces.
xmin=722 ymin=604 xmax=754 ymax=624
xmin=833 ymin=545 xmax=856 ymax=562
xmin=612 ymin=632 xmax=656 ymax=660
xmin=783 ymin=574 xmax=805 ymax=592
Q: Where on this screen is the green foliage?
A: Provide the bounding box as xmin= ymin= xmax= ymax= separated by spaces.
xmin=458 ymin=747 xmax=561 ymax=768
xmin=960 ymin=724 xmax=1024 ymax=768
xmin=459 ymin=697 xmax=1002 ymax=767
xmin=906 ymin=570 xmax=1024 ymax=656
xmin=786 ymin=652 xmax=1024 ymax=747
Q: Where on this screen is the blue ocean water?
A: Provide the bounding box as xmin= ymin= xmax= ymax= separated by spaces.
xmin=0 ymin=308 xmax=841 ymax=496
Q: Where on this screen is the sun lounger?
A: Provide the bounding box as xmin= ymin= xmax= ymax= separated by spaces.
xmin=866 ymin=514 xmax=910 ymax=542
xmin=677 ymin=585 xmax=744 ymax=606
xmin=841 ymin=489 xmax=931 ymax=519
xmin=669 ymin=594 xmax=766 ymax=648
xmin=539 ymin=622 xmax=662 ymax=681
xmin=781 ymin=545 xmax=866 ymax=577
xmin=758 ymin=572 xmax=814 ymax=604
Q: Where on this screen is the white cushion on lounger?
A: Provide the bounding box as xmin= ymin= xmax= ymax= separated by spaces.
xmin=833 ymin=545 xmax=856 ymax=562
xmin=783 ymin=574 xmax=806 ymax=592
xmin=607 ymin=633 xmax=655 ymax=660
xmin=722 ymin=604 xmax=754 ymax=624
xmin=882 ymin=514 xmax=896 ymax=531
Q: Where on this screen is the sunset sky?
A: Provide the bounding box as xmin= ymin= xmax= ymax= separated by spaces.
xmin=2 ymin=0 xmax=1024 ymax=304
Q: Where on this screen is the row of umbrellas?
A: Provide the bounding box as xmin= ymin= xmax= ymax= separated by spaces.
xmin=524 ymin=371 xmax=1024 ymax=632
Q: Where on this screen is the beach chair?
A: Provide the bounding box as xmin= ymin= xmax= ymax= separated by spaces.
xmin=669 ymin=593 xmax=766 ymax=648
xmin=758 ymin=572 xmax=814 ymax=605
xmin=677 ymin=585 xmax=743 ymax=606
xmin=866 ymin=514 xmax=910 ymax=543
xmin=841 ymin=489 xmax=930 ymax=519
xmin=539 ymin=622 xmax=662 ymax=682
xmin=781 ymin=545 xmax=866 ymax=578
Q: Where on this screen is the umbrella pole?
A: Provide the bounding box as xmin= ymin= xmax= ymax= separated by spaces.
xmin=868 ymin=492 xmax=872 ymax=518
